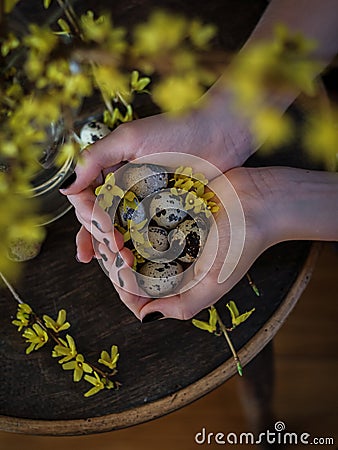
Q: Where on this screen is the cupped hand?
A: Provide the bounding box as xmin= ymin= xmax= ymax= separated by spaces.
xmin=62 ymin=90 xmax=254 ymax=254
xmin=88 ymin=167 xmax=278 ymax=321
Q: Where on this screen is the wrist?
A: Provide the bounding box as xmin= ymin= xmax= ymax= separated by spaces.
xmin=198 ymin=84 xmax=256 ymax=169
xmin=253 ymin=167 xmax=338 ymax=243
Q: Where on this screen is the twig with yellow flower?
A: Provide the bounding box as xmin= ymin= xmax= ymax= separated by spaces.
xmin=1 ymin=271 xmax=120 ymax=397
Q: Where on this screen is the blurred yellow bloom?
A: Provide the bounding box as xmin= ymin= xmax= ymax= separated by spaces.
xmin=189 ymin=20 xmax=217 ymax=49
xmin=133 ymin=11 xmax=186 ymax=55
xmin=252 ymin=107 xmax=294 ymax=149
xmin=92 ymin=65 xmax=129 ymax=101
xmin=24 ymin=24 xmax=57 ymax=56
xmin=1 ymin=33 xmax=20 ymax=57
xmin=153 ymin=74 xmax=203 ymax=112
xmin=303 ymin=111 xmax=338 ymax=170
xmin=4 ymin=0 xmax=20 ymax=13
xmin=81 ymin=11 xmax=110 ymax=43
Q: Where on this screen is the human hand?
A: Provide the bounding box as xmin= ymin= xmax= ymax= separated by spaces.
xmin=89 ymin=166 xmax=276 ymax=321
xmin=62 ymin=93 xmax=254 ymax=261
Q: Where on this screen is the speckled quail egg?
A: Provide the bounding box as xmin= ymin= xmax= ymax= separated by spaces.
xmin=122 ymin=163 xmax=168 ymax=199
xmin=169 ymin=219 xmax=208 ymax=263
xmin=149 ymin=191 xmax=187 ymax=230
xmin=136 ymin=226 xmax=170 ymax=261
xmin=147 ymin=226 xmax=169 ymax=252
xmin=80 ymin=120 xmax=110 ymax=146
xmin=138 ymin=261 xmax=183 ymax=296
xmin=118 ymin=197 xmax=146 ymax=228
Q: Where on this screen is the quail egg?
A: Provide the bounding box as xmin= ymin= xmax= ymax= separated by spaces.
xmin=170 ymin=219 xmax=208 ymax=263
xmin=118 ymin=196 xmax=146 ymax=228
xmin=138 ymin=261 xmax=183 ymax=296
xmin=122 ymin=163 xmax=168 ymax=199
xmin=80 ymin=120 xmax=110 ymax=146
xmin=149 ymin=191 xmax=187 ymax=230
xmin=136 ymin=226 xmax=170 ymax=261
xmin=147 ymin=226 xmax=169 ymax=252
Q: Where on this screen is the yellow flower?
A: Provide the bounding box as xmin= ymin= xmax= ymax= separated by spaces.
xmin=95 ymin=172 xmax=124 ymax=211
xmin=1 ymin=33 xmax=20 ymax=57
xmin=153 ymin=74 xmax=203 ymax=112
xmin=92 ymin=65 xmax=129 ymax=102
xmin=133 ymin=11 xmax=186 ymax=56
xmin=273 ymin=24 xmax=317 ymax=58
xmin=103 ymin=104 xmax=133 ymax=129
xmin=4 ymin=0 xmax=20 ymax=13
xmin=23 ymin=24 xmax=57 ymax=56
xmin=98 ymin=345 xmax=119 ymax=371
xmin=189 ymin=20 xmax=217 ymax=49
xmin=192 ymin=306 xmax=218 ymax=333
xmin=252 ymin=107 xmax=294 ymax=149
xmin=226 ymin=301 xmax=255 ymax=328
xmin=184 ymin=191 xmax=205 ymax=214
xmin=125 ymin=218 xmax=148 ymax=245
xmin=55 ymin=141 xmax=80 ymax=167
xmin=80 ymin=11 xmax=111 ymax=43
xmin=130 ymin=70 xmax=151 ymax=93
xmin=62 ymin=353 xmax=93 ymax=382
xmin=43 ymin=309 xmax=70 ymax=333
xmin=52 ymin=334 xmax=77 ymax=363
xmin=23 ymin=323 xmax=49 ymax=354
xmin=60 ymin=72 xmax=93 ymax=107
xmin=12 ymin=303 xmax=32 ymax=331
xmin=84 ymin=371 xmax=105 ymax=397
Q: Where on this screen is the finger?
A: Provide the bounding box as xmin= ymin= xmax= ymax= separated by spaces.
xmin=97 ymin=242 xmax=116 ymax=274
xmin=138 ymin=275 xmax=225 ymax=321
xmin=76 ymin=226 xmax=95 ymax=263
xmin=60 ymin=127 xmax=134 ymax=194
xmin=67 ymin=188 xmax=112 ymax=232
xmin=113 ymin=269 xmax=151 ymax=319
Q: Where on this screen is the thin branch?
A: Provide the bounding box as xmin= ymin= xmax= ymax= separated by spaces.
xmin=0 ymin=272 xmax=24 ymax=304
xmin=215 ymin=310 xmax=243 ymax=376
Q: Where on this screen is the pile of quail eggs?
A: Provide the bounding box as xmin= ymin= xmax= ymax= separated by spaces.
xmin=113 ymin=163 xmax=210 ymax=297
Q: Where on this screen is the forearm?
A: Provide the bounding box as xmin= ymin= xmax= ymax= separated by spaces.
xmin=260 ymin=167 xmax=338 ymax=243
xmin=201 ymin=0 xmax=338 ymax=167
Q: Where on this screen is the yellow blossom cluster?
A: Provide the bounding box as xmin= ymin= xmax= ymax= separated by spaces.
xmin=12 ymin=302 xmax=120 ymax=397
xmin=227 ymin=24 xmax=338 ymax=167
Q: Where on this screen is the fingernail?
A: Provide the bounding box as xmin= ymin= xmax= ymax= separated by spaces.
xmin=118 ymin=272 xmax=124 ymax=287
xmin=59 ymin=172 xmax=77 ymax=190
xmin=115 ymin=253 xmax=124 ymax=268
xmin=100 ymin=252 xmax=108 ymax=261
xmin=103 ymin=237 xmax=114 ymax=253
xmin=141 ymin=312 xmax=164 ymax=323
xmin=75 ymin=254 xmax=81 ymax=263
xmin=92 ymin=220 xmax=103 ymax=232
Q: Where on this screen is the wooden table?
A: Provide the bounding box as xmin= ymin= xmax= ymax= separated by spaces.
xmin=0 ymin=0 xmax=325 ymax=437
xmin=0 ymin=200 xmax=320 ymax=436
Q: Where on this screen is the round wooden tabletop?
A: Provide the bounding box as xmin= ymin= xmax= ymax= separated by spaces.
xmin=0 ymin=209 xmax=320 ymax=436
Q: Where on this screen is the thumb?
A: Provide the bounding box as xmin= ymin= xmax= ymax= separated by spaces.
xmin=60 ymin=125 xmax=135 ymax=194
